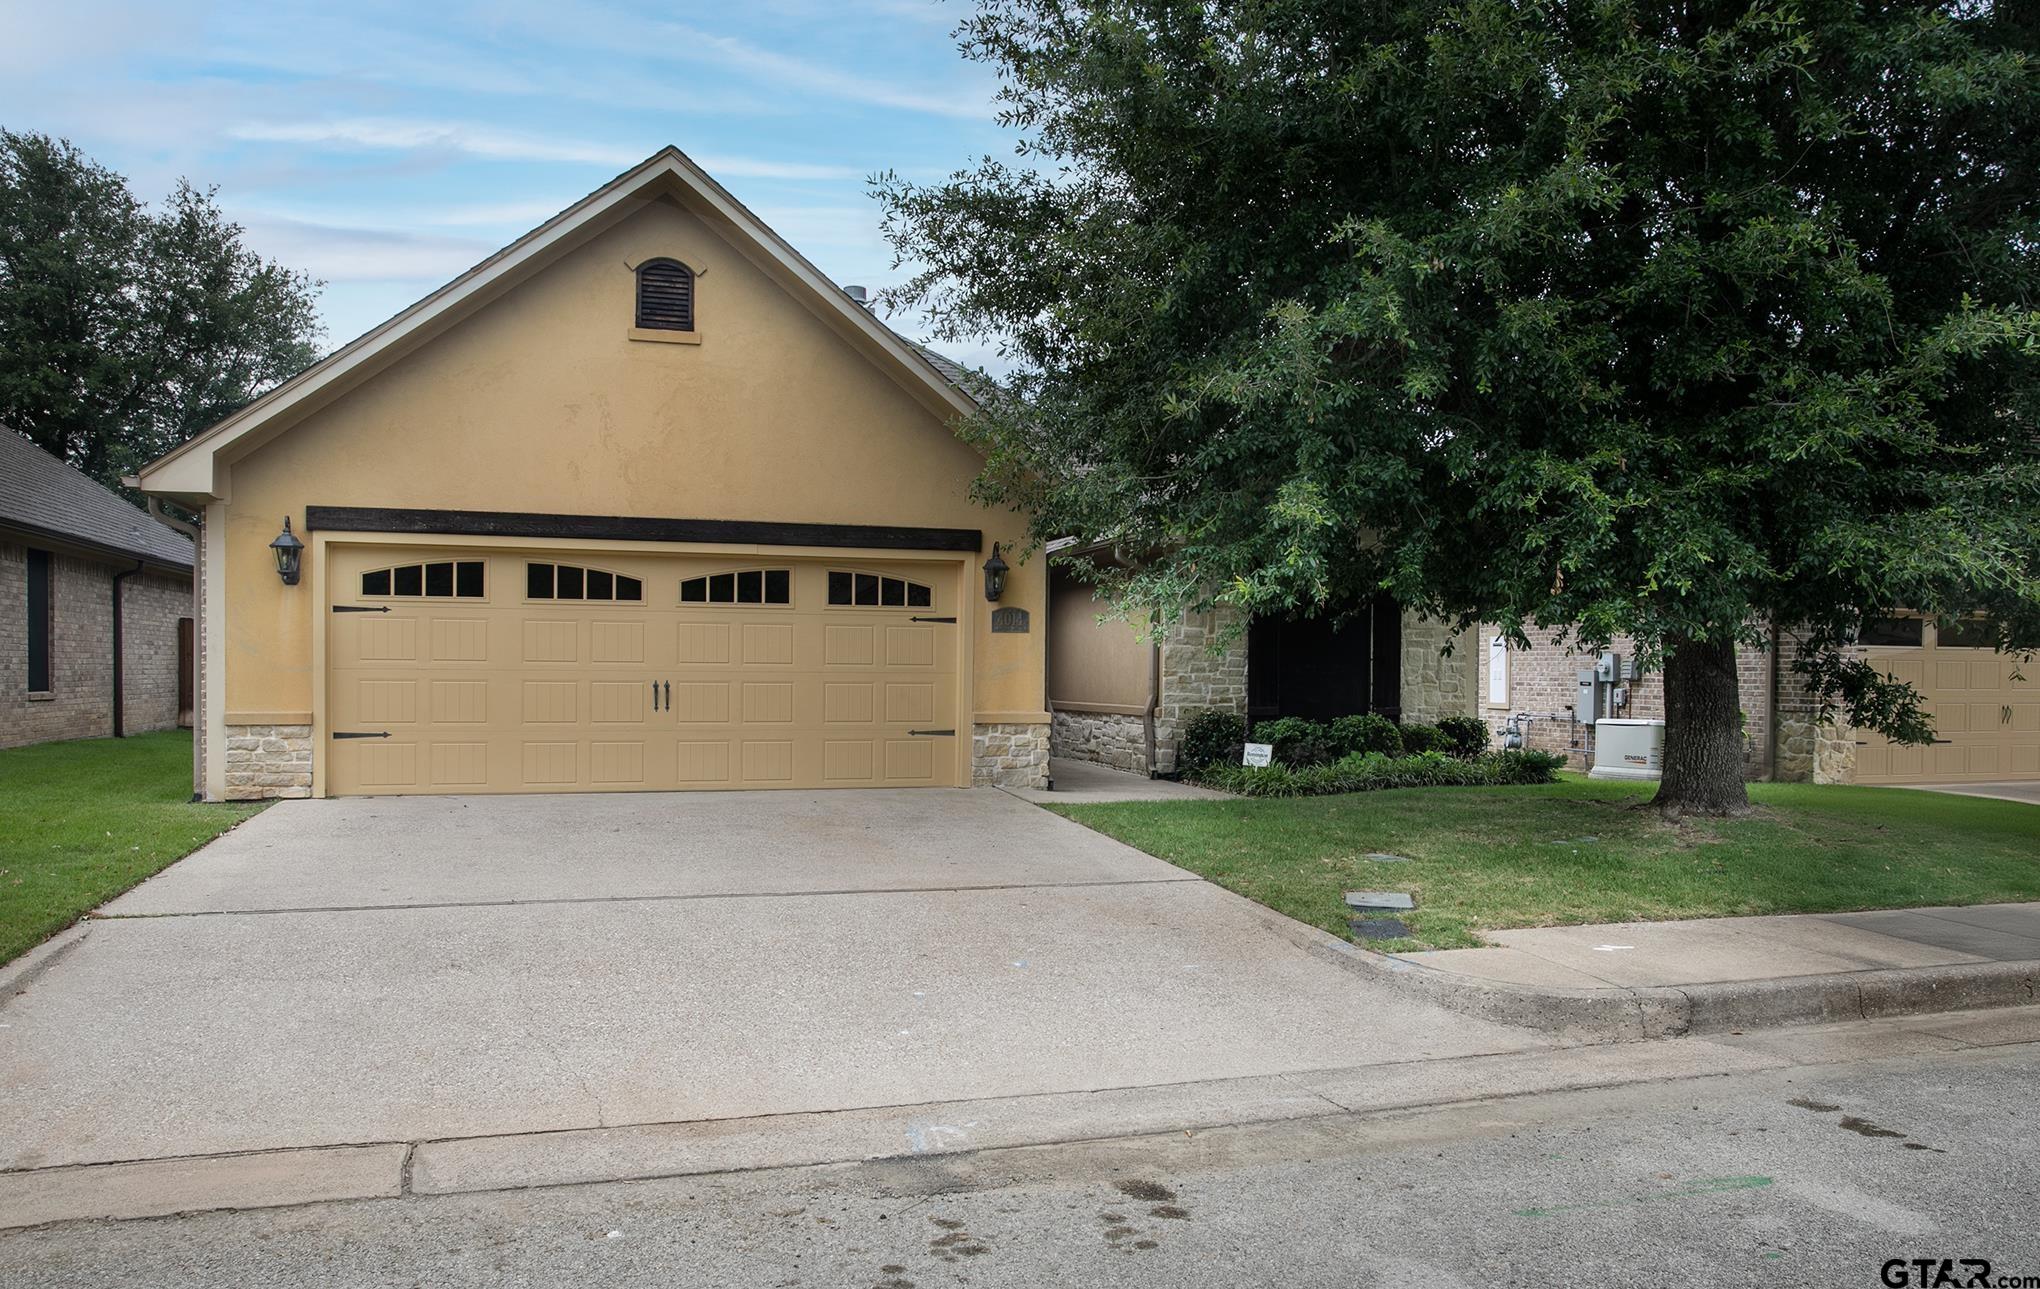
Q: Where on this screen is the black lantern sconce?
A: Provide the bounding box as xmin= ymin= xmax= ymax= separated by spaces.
xmin=982 ymin=543 xmax=1009 ymax=603
xmin=270 ymin=517 xmax=304 ymax=586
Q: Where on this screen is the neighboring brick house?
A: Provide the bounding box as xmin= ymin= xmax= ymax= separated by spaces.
xmin=1050 ymin=544 xmax=2032 ymax=786
xmin=2 ymin=432 xmax=195 ymax=751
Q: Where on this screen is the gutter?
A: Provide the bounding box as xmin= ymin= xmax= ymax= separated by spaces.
xmin=111 ymin=559 xmax=144 ymax=738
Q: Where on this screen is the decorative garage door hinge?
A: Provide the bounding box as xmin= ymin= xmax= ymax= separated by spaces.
xmin=331 ymin=605 xmax=390 ymax=613
xmin=907 ymin=729 xmax=956 ymax=737
xmin=909 ymin=616 xmax=956 ymax=623
xmin=332 ymin=731 xmax=391 ymax=739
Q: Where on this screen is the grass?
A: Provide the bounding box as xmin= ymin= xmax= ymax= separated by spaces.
xmin=1050 ymin=776 xmax=2040 ymax=951
xmin=0 ymin=731 xmax=265 ymax=964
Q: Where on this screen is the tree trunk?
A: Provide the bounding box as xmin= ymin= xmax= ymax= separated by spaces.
xmin=1651 ymin=635 xmax=1751 ymax=817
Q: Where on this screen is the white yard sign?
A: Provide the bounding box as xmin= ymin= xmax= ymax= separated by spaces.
xmin=1242 ymin=742 xmax=1273 ymax=768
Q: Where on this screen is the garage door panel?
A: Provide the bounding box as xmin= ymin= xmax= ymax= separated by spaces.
xmin=590 ymin=620 xmax=645 ymax=663
xmin=430 ymin=619 xmax=488 ymax=663
xmin=430 ymin=742 xmax=489 ymax=786
xmin=325 ymin=548 xmax=959 ymax=795
xmin=522 ymin=620 xmax=579 ymax=664
xmin=1854 ymin=627 xmax=2036 ymax=785
xmin=430 ymin=680 xmax=490 ymax=723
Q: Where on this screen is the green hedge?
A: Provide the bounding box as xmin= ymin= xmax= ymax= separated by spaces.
xmin=1187 ymin=749 xmax=1567 ymax=797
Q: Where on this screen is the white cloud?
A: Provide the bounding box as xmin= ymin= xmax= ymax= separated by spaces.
xmin=652 ymin=24 xmax=996 ymax=121
xmin=236 ymin=215 xmax=497 ymax=284
xmin=226 ymin=118 xmax=861 ymax=181
xmin=229 ymin=118 xmax=647 ymax=167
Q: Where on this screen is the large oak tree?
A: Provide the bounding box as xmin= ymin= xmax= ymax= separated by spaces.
xmin=878 ymin=0 xmax=2040 ymax=814
xmin=1 ymin=130 xmax=322 ymax=493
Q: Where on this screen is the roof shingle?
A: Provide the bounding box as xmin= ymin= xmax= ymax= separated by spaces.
xmin=0 ymin=432 xmax=194 ymax=570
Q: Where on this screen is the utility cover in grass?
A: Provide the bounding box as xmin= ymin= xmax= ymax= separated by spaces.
xmin=1344 ymin=891 xmax=1414 ymax=911
xmin=1364 ymin=852 xmax=1412 ymax=864
xmin=1349 ymin=917 xmax=1412 ymax=940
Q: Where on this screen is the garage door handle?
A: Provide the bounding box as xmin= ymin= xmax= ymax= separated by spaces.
xmin=651 ymin=680 xmax=660 ymax=712
xmin=907 ymin=729 xmax=956 ymax=737
xmin=333 ymin=731 xmax=390 ymax=739
xmin=664 ymin=681 xmax=671 ymax=710
xmin=332 ymin=605 xmax=389 ymax=614
xmin=910 ymin=616 xmax=956 ymax=623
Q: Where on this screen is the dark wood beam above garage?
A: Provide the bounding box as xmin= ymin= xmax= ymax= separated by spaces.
xmin=304 ymin=506 xmax=984 ymax=553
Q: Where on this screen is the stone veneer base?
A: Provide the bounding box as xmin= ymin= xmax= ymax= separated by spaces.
xmin=971 ymin=722 xmax=1051 ymax=789
xmin=222 ymin=724 xmax=313 ymax=800
xmin=1049 ymin=709 xmax=1148 ymax=775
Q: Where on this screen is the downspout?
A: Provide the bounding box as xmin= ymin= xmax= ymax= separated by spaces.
xmin=111 ymin=559 xmax=144 ymax=737
xmin=143 ymin=495 xmax=203 ymax=798
xmin=1767 ymin=622 xmax=1781 ymax=781
xmin=1144 ymin=639 xmax=1162 ymax=778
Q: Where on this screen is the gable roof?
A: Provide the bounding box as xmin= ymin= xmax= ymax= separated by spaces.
xmin=134 ymin=146 xmax=983 ymax=504
xmin=1 ymin=431 xmax=193 ymax=571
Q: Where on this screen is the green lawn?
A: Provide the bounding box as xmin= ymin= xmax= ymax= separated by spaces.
xmin=0 ymin=731 xmax=264 ymax=964
xmin=1051 ymin=777 xmax=2040 ymax=951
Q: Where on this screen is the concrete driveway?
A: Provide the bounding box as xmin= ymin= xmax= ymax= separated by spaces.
xmin=0 ymin=789 xmax=1548 ymax=1198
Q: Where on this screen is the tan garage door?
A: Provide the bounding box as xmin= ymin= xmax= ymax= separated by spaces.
xmin=1854 ymin=618 xmax=2038 ymax=784
xmin=325 ymin=547 xmax=960 ymax=795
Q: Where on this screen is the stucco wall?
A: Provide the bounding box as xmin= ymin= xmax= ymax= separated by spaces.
xmin=198 ymin=193 xmax=1042 ymax=795
xmin=1047 ymin=570 xmax=1149 ymax=709
xmin=0 ymin=541 xmax=191 ymax=750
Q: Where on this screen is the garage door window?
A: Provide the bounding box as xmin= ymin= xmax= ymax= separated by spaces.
xmin=1859 ymin=616 xmax=1923 ymax=647
xmin=680 ymin=569 xmax=792 ymax=605
xmin=1936 ymin=617 xmax=1998 ymax=649
xmin=527 ymin=562 xmax=643 ymax=602
xmin=827 ymin=570 xmax=932 ymax=608
xmin=362 ymin=561 xmax=485 ymax=599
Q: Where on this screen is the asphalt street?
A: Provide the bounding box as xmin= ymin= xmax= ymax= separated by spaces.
xmin=5 ymin=1038 xmax=2035 ymax=1287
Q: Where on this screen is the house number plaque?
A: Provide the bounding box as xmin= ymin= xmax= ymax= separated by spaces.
xmin=990 ymin=607 xmax=1030 ymax=633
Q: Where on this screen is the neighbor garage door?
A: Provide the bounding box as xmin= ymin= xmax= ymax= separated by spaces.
xmin=1853 ymin=616 xmax=2038 ymax=785
xmin=324 ymin=547 xmax=960 ymax=795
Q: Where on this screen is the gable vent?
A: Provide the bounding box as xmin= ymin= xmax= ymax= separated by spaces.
xmin=635 ymin=259 xmax=695 ymax=331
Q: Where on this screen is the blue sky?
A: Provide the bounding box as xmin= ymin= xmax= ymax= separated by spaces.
xmin=0 ymin=0 xmax=1017 ymax=366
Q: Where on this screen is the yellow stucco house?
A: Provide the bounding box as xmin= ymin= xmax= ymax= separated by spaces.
xmin=135 ymin=148 xmax=1048 ymax=801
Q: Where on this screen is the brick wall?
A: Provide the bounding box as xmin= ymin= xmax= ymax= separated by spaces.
xmin=1773 ymin=628 xmax=1858 ymax=783
xmin=1475 ymin=625 xmax=1775 ymax=779
xmin=1 ymin=541 xmax=192 ymax=750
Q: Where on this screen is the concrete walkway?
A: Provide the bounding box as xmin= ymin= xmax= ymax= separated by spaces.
xmin=1896 ymin=780 xmax=2040 ymax=806
xmin=1399 ymin=902 xmax=2040 ymax=991
xmin=1004 ymin=757 xmax=1230 ymax=804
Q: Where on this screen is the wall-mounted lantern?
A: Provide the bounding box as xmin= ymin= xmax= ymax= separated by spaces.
xmin=270 ymin=517 xmax=304 ymax=586
xmin=982 ymin=543 xmax=1009 ymax=603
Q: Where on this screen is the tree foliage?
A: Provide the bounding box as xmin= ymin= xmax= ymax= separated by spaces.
xmin=877 ymin=0 xmax=2040 ymax=795
xmin=0 ymin=130 xmax=322 ymax=491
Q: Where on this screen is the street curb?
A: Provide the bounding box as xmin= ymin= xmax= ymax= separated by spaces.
xmin=1235 ymin=900 xmax=2040 ymax=1042
xmin=0 ymin=922 xmax=92 ymax=999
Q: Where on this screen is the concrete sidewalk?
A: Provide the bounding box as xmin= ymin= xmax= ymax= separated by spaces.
xmin=1350 ymin=902 xmax=2040 ymax=1040
xmin=1401 ymin=902 xmax=2040 ymax=991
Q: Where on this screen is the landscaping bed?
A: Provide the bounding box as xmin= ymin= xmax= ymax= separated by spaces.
xmin=0 ymin=732 xmax=264 ymax=963
xmin=1049 ymin=777 xmax=2040 ymax=951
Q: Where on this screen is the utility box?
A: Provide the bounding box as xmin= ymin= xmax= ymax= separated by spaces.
xmin=1590 ymin=718 xmax=1666 ymax=780
xmin=1575 ymin=670 xmax=1601 ymax=723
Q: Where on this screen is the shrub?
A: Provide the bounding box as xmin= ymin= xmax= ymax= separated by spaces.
xmin=1435 ymin=714 xmax=1491 ymax=759
xmin=1329 ymin=712 xmax=1402 ymax=758
xmin=1186 ymin=749 xmax=1566 ymax=797
xmin=1253 ymin=716 xmax=1339 ymax=767
xmin=1178 ymin=709 xmax=1246 ymax=773
xmin=1398 ymin=722 xmax=1447 ymax=755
